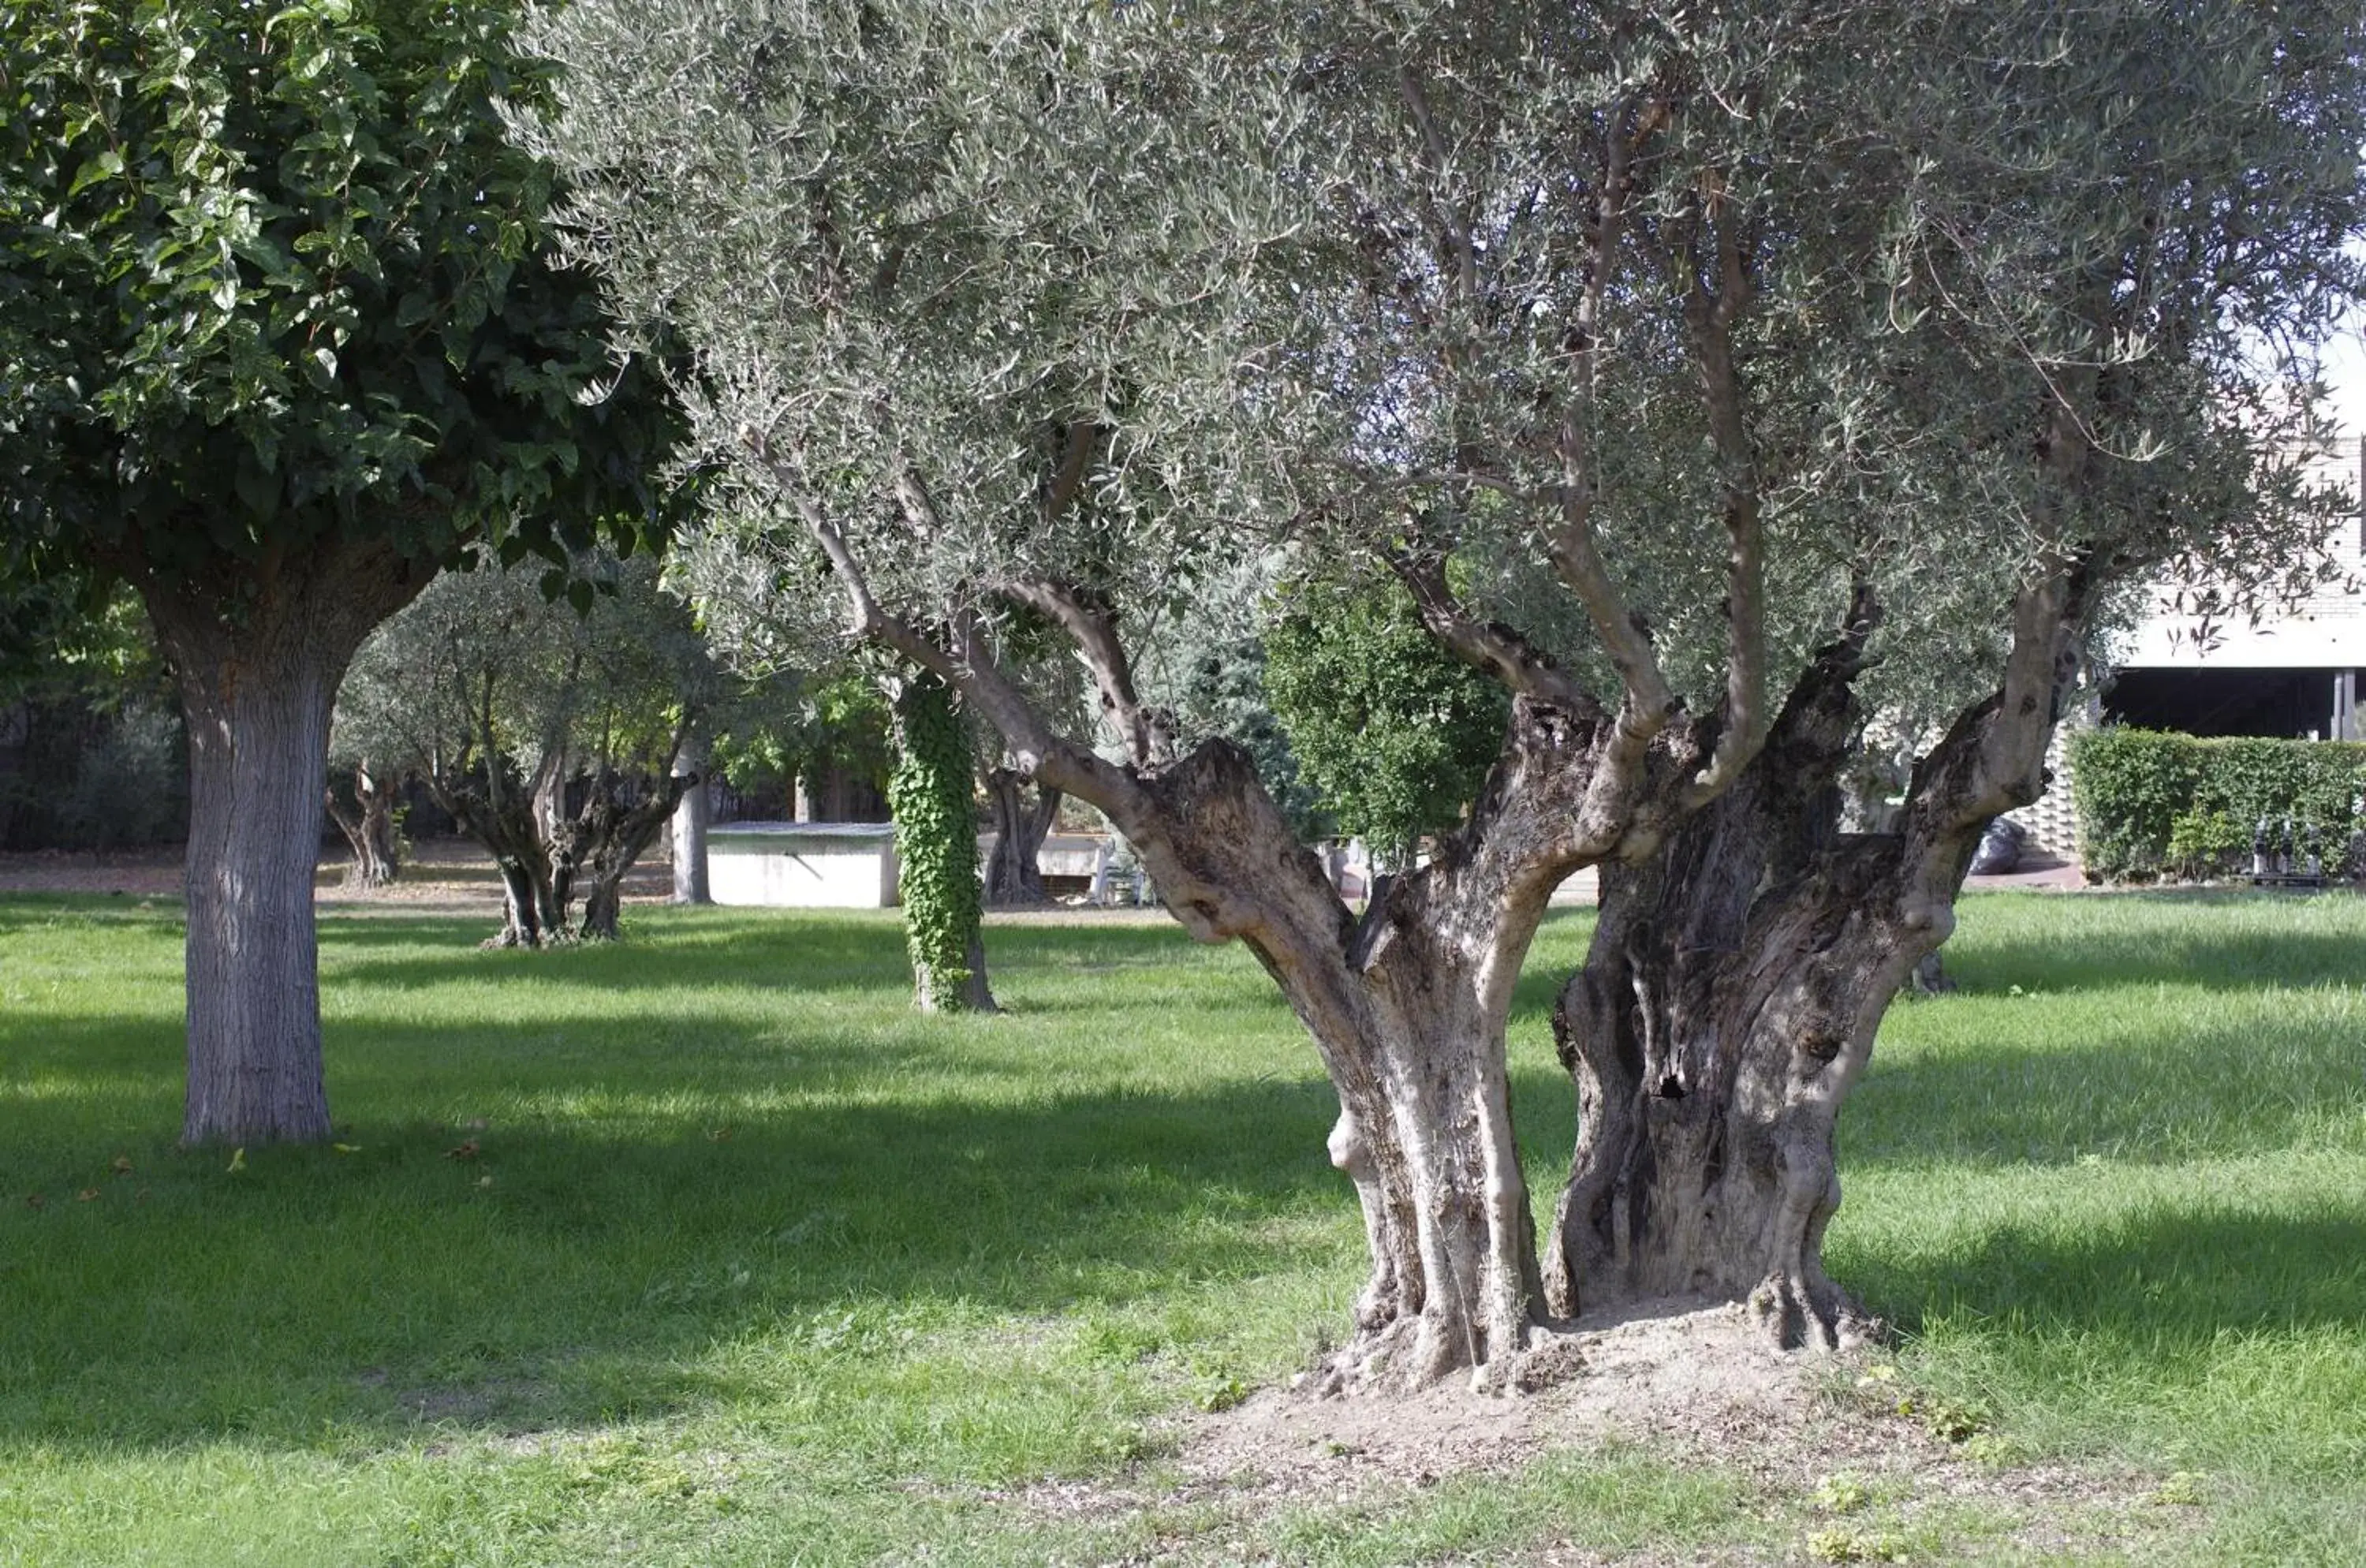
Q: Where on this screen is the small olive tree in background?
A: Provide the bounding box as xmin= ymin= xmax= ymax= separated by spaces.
xmin=334 ymin=552 xmax=717 ymax=945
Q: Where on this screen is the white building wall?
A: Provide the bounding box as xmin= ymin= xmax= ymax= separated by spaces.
xmin=2113 ymin=435 xmax=2366 ymax=676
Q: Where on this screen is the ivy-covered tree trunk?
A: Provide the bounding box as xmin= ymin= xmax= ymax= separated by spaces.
xmin=889 ymin=673 xmax=995 ymax=1012
xmin=1547 ymin=597 xmax=2069 ymax=1348
xmin=140 ymin=539 xmax=428 ymax=1145
xmin=983 ymin=765 xmax=1058 ymax=904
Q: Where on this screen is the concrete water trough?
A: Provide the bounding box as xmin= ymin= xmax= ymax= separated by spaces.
xmin=708 ymin=821 xmax=900 ymax=909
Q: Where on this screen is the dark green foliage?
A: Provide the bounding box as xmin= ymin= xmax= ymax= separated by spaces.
xmin=2069 ymin=727 xmax=2366 ymax=880
xmin=1263 ymin=573 xmax=1509 ymax=862
xmin=0 ymin=0 xmax=673 ymax=583
xmin=0 ymin=586 xmax=184 ymax=851
xmin=712 ymin=673 xmax=893 ymax=821
xmin=888 ymin=672 xmax=985 ymax=1010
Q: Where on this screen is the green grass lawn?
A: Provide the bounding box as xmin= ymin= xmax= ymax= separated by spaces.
xmin=0 ymin=892 xmax=2360 ymax=1566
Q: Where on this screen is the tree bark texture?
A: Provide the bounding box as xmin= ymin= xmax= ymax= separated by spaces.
xmin=139 ymin=538 xmax=430 ymax=1146
xmin=1547 ymin=603 xmax=2065 ymax=1349
xmin=1093 ymin=701 xmax=1706 ymax=1390
xmin=983 ymin=766 xmax=1058 ymax=905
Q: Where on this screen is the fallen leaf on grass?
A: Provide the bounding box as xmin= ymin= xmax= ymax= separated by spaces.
xmin=226 ymin=1148 xmax=245 ymax=1173
xmin=446 ymin=1141 xmax=480 ymax=1160
xmin=24 ymin=1193 xmax=44 ymax=1210
xmin=76 ymin=1189 xmax=99 ymax=1203
xmin=332 ymin=1144 xmax=364 ymax=1155
xmin=110 ymin=1155 xmax=132 ymax=1176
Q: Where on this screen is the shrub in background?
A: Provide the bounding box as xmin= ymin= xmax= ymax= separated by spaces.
xmin=2069 ymin=727 xmax=2366 ymax=880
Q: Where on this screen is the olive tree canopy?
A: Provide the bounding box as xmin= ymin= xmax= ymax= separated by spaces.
xmin=524 ymin=0 xmax=2366 ymax=1386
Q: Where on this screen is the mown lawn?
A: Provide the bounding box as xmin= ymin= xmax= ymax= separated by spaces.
xmin=0 ymin=891 xmax=2360 ymax=1566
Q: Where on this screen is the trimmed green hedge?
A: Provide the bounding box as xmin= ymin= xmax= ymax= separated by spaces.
xmin=2069 ymin=726 xmax=2366 ymax=881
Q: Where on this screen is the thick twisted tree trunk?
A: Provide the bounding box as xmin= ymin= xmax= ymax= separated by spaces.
xmin=571 ymin=765 xmax=690 ymax=939
xmin=1110 ymin=700 xmax=1704 ymax=1390
xmin=983 ymin=767 xmax=1058 ymax=904
xmin=140 ymin=539 xmax=430 ymax=1145
xmin=431 ymin=759 xmax=559 ymax=948
xmin=1547 ymin=600 xmax=2063 ymax=1348
xmin=325 ymin=763 xmax=400 ymax=889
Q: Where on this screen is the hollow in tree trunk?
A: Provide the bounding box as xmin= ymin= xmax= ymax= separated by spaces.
xmin=139 ymin=539 xmax=430 ymax=1145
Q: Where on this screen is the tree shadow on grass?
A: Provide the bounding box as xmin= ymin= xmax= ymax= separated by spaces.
xmin=0 ymin=898 xmax=1598 ymax=1458
xmin=0 ymin=1061 xmax=1352 ymax=1454
xmin=1843 ymin=1204 xmax=2366 ymax=1350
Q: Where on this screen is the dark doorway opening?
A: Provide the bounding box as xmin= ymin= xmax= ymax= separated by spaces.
xmin=2104 ymin=667 xmax=2345 ymax=738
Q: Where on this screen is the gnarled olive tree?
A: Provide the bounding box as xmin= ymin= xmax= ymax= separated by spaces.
xmin=1543 ymin=2 xmax=2366 ymax=1346
xmin=524 ymin=0 xmax=2364 ymax=1387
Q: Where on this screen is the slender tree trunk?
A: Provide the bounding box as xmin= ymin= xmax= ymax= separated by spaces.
xmin=139 ymin=539 xmax=430 ymax=1145
xmin=533 ymin=757 xmax=575 ymax=935
xmin=1547 ymin=604 xmax=2060 ymax=1349
xmin=671 ymin=737 xmax=710 ymax=905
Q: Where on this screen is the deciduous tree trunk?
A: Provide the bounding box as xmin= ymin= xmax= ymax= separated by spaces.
xmin=671 ymin=736 xmax=710 ymax=905
xmin=139 ymin=539 xmax=429 ymax=1146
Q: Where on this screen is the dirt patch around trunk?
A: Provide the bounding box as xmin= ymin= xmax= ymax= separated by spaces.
xmin=980 ymin=1301 xmax=2176 ymax=1565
